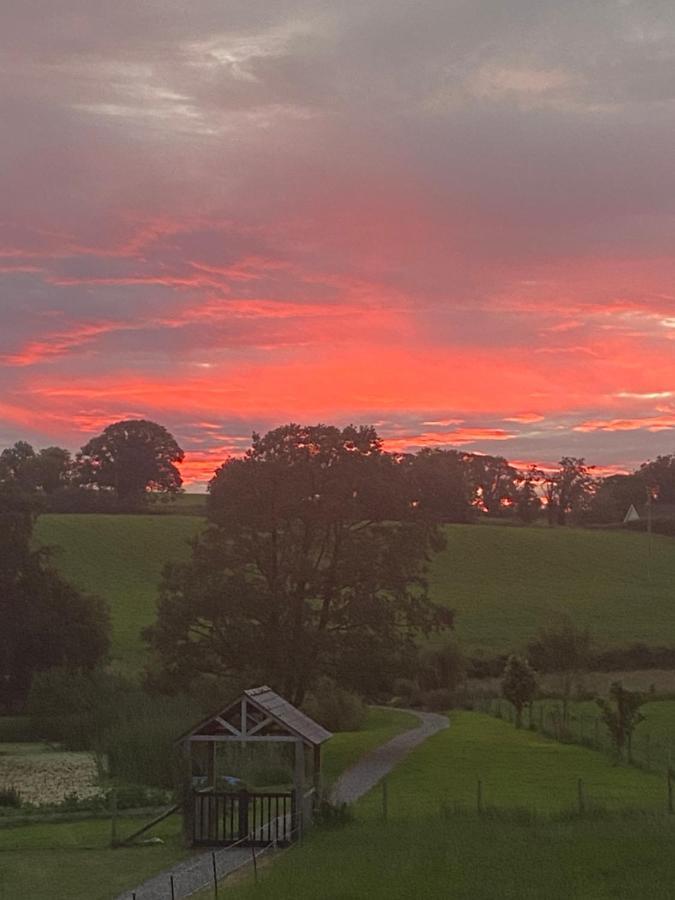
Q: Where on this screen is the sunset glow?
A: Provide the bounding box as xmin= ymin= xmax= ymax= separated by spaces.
xmin=2 ymin=2 xmax=675 ymax=485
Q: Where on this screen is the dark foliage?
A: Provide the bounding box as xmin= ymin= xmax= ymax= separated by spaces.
xmin=146 ymin=423 xmax=452 ymax=704
xmin=77 ymin=419 xmax=184 ymax=503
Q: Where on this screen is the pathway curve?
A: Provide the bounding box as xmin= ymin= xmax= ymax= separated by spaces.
xmin=115 ymin=708 xmax=448 ymax=900
xmin=330 ymin=708 xmax=449 ymax=805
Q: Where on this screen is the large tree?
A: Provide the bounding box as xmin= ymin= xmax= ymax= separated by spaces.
xmin=545 ymin=457 xmax=595 ymax=525
xmin=406 ymin=448 xmax=473 ymax=523
xmin=146 ymin=423 xmax=452 ymax=703
xmin=77 ymin=419 xmax=184 ymax=502
xmin=0 ymin=483 xmax=110 ymax=711
xmin=527 ymin=623 xmax=591 ymax=727
xmin=466 ymin=454 xmax=519 ymax=516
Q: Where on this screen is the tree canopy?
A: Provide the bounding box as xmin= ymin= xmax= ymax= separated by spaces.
xmin=146 ymin=423 xmax=453 ymax=703
xmin=77 ymin=419 xmax=184 ymax=502
xmin=0 ymin=482 xmax=110 ymax=711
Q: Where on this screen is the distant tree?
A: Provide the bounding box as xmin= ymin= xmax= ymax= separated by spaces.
xmin=77 ymin=420 xmax=184 ymax=503
xmin=589 ymin=473 xmax=646 ymax=524
xmin=638 ymin=455 xmax=675 ymax=504
xmin=596 ymin=682 xmax=645 ymax=762
xmin=544 ymin=457 xmax=595 ymax=525
xmin=0 ymin=482 xmax=110 ymax=711
xmin=0 ymin=442 xmax=73 ymax=497
xmin=501 ymin=655 xmax=538 ymax=728
xmin=146 ymin=423 xmax=452 ymax=703
xmin=515 ymin=466 xmax=542 ymax=524
xmin=466 ymin=454 xmax=519 ymax=516
xmin=527 ymin=624 xmax=591 ymax=727
xmin=406 ymin=448 xmax=473 ymax=522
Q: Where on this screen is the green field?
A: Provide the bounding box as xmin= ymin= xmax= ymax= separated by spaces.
xmin=35 ymin=516 xmax=675 ymax=670
xmin=222 ymin=714 xmax=675 ymax=900
xmin=0 ymin=708 xmax=415 ymax=900
xmin=35 ymin=514 xmax=202 ymax=671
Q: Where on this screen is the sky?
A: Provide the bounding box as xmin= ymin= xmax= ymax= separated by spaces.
xmin=1 ymin=0 xmax=674 ymax=487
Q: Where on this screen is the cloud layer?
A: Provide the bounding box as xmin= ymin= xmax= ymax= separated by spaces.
xmin=1 ymin=0 xmax=675 ymax=483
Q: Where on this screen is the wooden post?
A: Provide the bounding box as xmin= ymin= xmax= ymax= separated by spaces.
xmin=577 ymin=778 xmax=585 ymax=814
xmin=538 ymin=704 xmax=544 ymax=733
xmin=594 ymin=717 xmax=600 ymax=748
xmin=382 ymin=777 xmax=389 ymax=822
xmin=477 ymin=779 xmax=483 ymax=814
xmin=251 ymin=845 xmax=259 ymax=883
xmin=667 ymin=767 xmax=673 ymax=815
xmin=170 ymin=875 xmax=176 ymax=900
xmin=208 ymin=741 xmax=217 ymax=790
xmin=313 ymin=744 xmax=322 ymax=806
xmin=212 ymin=851 xmax=218 ymax=899
xmin=110 ymin=789 xmax=118 ymax=847
xmin=182 ymin=739 xmax=195 ymax=847
xmin=645 ymin=733 xmax=651 ymax=769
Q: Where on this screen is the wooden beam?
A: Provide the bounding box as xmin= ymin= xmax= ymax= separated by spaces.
xmin=214 ymin=715 xmax=241 ymax=736
xmin=247 ymin=716 xmax=275 ymax=736
xmin=189 ymin=734 xmax=300 ymax=743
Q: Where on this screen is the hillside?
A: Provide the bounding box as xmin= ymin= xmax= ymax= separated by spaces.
xmin=35 ymin=514 xmax=202 ymax=671
xmin=35 ymin=516 xmax=675 ymax=670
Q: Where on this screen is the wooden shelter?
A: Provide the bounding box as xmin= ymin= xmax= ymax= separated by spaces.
xmin=178 ymin=686 xmax=332 ymax=846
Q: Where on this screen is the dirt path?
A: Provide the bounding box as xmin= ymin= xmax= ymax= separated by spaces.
xmin=330 ymin=709 xmax=449 ymax=805
xmin=115 ymin=708 xmax=448 ymax=899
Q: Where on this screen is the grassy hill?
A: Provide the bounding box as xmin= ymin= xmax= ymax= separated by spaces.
xmin=35 ymin=514 xmax=202 ymax=671
xmin=35 ymin=516 xmax=675 ymax=671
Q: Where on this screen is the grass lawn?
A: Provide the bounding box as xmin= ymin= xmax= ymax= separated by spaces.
xmin=37 ymin=515 xmax=675 ymax=671
xmin=0 ymin=814 xmax=187 ymax=900
xmin=35 ymin=514 xmax=202 ymax=671
xmin=222 ymin=713 xmax=675 ymax=900
xmin=431 ymin=524 xmax=675 ymax=654
xmin=0 ymin=708 xmax=414 ymax=900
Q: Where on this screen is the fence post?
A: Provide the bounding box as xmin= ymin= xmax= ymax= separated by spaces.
xmin=577 ymin=778 xmax=585 ymax=815
xmin=212 ymin=851 xmax=218 ymax=899
xmin=251 ymin=845 xmax=258 ymax=883
xmin=668 ymin=768 xmax=673 ymax=815
xmin=594 ymin=717 xmax=600 ymax=748
xmin=170 ymin=875 xmax=176 ymax=900
xmin=382 ymin=777 xmax=389 ymax=822
xmin=538 ymin=704 xmax=544 ymax=733
xmin=645 ymin=733 xmax=651 ymax=769
xmin=477 ymin=779 xmax=483 ymax=815
xmin=110 ymin=790 xmax=118 ymax=847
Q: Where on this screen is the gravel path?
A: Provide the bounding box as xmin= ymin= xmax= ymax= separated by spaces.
xmin=331 ymin=708 xmax=449 ymax=806
xmin=115 ymin=708 xmax=447 ymax=899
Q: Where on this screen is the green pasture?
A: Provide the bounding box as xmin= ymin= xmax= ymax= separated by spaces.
xmin=35 ymin=514 xmax=202 ymax=671
xmin=223 ymin=713 xmax=675 ymax=900
xmin=431 ymin=524 xmax=675 ymax=654
xmin=36 ymin=515 xmax=675 ymax=671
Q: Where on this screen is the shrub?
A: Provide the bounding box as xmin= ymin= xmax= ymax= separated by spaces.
xmin=422 ymin=688 xmax=455 ymax=711
xmin=313 ymin=795 xmax=354 ymax=829
xmin=0 ymin=787 xmax=21 ymax=808
xmin=303 ymin=679 xmax=366 ymax=732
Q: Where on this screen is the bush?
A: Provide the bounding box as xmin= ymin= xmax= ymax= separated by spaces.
xmin=0 ymin=788 xmax=22 ymax=808
xmin=422 ymin=688 xmax=455 ymax=711
xmin=313 ymin=795 xmax=354 ymax=829
xmin=303 ymin=679 xmax=367 ymax=732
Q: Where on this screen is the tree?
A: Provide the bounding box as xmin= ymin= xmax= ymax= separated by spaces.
xmin=515 ymin=466 xmax=542 ymax=524
xmin=406 ymin=448 xmax=473 ymax=522
xmin=638 ymin=455 xmax=675 ymax=504
xmin=0 ymin=482 xmax=110 ymax=711
xmin=466 ymin=454 xmax=519 ymax=516
xmin=589 ymin=473 xmax=646 ymax=524
xmin=146 ymin=423 xmax=453 ymax=703
xmin=596 ymin=682 xmax=645 ymax=762
xmin=501 ymin=655 xmax=538 ymax=728
xmin=544 ymin=457 xmax=595 ymax=525
xmin=77 ymin=419 xmax=184 ymax=502
xmin=527 ymin=624 xmax=591 ymax=727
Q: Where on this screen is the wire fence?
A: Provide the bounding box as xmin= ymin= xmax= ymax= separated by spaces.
xmin=117 ymin=812 xmax=304 ymax=900
xmin=475 ymin=697 xmax=675 ymax=775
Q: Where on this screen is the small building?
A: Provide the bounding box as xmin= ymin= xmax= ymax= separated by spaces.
xmin=178 ymin=686 xmax=332 ymax=847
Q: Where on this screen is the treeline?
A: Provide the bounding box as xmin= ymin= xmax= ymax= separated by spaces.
xmin=0 ymin=419 xmax=184 ymax=512
xmin=3 ymin=416 xmax=675 ymax=525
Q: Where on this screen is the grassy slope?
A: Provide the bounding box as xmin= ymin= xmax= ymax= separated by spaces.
xmin=225 ymin=713 xmax=675 ymax=900
xmin=35 ymin=516 xmax=675 ymax=669
xmin=0 ymin=708 xmax=415 ymax=900
xmin=431 ymin=524 xmax=675 ymax=653
xmin=35 ymin=514 xmax=202 ymax=671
